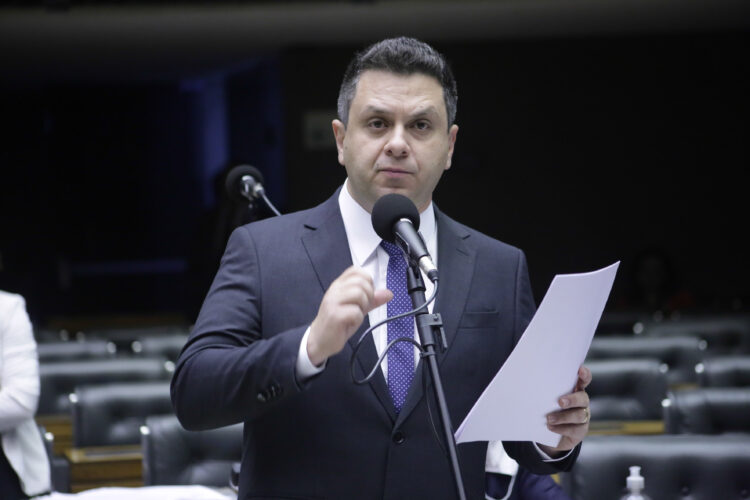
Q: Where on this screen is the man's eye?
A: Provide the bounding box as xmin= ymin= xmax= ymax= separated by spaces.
xmin=413 ymin=121 xmax=430 ymax=130
xmin=368 ymin=120 xmax=386 ymax=129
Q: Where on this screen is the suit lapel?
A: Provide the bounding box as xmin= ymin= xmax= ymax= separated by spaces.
xmin=300 ymin=191 xmax=396 ymax=423
xmin=396 ymin=206 xmax=474 ymax=426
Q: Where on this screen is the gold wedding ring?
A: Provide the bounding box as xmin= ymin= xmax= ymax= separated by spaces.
xmin=582 ymin=407 xmax=590 ymax=424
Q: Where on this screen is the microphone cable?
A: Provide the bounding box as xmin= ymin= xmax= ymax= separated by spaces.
xmin=258 ymin=189 xmax=282 ymax=217
xmin=348 ymin=278 xmax=449 ymax=456
xmin=349 ymin=278 xmax=439 ymax=386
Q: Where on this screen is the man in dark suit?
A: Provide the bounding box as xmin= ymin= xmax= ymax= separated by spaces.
xmin=171 ymin=37 xmax=591 ymax=499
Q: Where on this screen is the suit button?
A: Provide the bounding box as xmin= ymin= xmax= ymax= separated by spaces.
xmin=392 ymin=432 xmax=405 ymax=444
xmin=270 ymin=384 xmax=283 ymax=398
xmin=256 ymin=392 xmax=267 ymax=403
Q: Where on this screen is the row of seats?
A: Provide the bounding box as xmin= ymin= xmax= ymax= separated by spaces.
xmin=33 ymin=327 xmax=190 ymax=492
xmin=50 ymin=370 xmax=750 ymax=449
xmin=36 ymin=333 xmax=189 ymax=362
xmin=587 ymin=357 xmax=750 ymax=421
xmin=37 ymin=412 xmax=242 ymax=492
xmin=39 ymin=357 xmax=174 ymax=415
xmin=567 ymin=312 xmax=750 ymax=498
xmin=33 ymin=316 xmax=749 ymax=496
xmin=35 ymin=335 xmax=750 ymax=438
xmin=147 ymin=419 xmax=750 ymax=497
xmin=596 ymin=312 xmax=750 ymax=353
xmin=559 ymin=434 xmax=750 ymax=499
xmin=39 ymin=398 xmax=750 ymax=496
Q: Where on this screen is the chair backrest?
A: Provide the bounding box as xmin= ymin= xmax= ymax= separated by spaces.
xmin=595 ymin=311 xmax=652 ymax=336
xmin=643 ymin=314 xmax=750 ymax=354
xmin=141 ymin=414 xmax=243 ymax=487
xmin=697 ymin=355 xmax=750 ymax=387
xmin=37 ymin=340 xmax=117 ymax=362
xmin=84 ymin=325 xmax=189 ymax=352
xmin=38 ymin=425 xmax=69 ymax=493
xmin=131 ymin=333 xmax=188 ymax=361
xmin=71 ymin=381 xmax=173 ymax=447
xmin=587 ymin=335 xmax=705 ymax=386
xmin=585 ymin=359 xmax=668 ymax=420
xmin=560 ymin=434 xmax=750 ymax=500
xmin=663 ymin=387 xmax=750 ymax=434
xmin=38 ymin=357 xmax=172 ymax=415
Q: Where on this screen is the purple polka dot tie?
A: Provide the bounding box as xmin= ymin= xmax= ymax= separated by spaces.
xmin=381 ymin=240 xmax=415 ymax=414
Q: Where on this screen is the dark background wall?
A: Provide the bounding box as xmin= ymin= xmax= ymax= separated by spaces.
xmin=0 ymin=2 xmax=747 ymax=327
xmin=283 ymin=32 xmax=748 ymax=316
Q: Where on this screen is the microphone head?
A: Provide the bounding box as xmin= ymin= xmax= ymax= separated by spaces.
xmin=371 ymin=193 xmax=420 ymax=243
xmin=225 ymin=165 xmax=264 ymax=202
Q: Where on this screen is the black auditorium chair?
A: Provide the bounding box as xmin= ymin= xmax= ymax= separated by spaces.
xmin=696 ymin=355 xmax=750 ymax=387
xmin=71 ymin=381 xmax=173 ymax=447
xmin=131 ymin=333 xmax=189 ymax=362
xmin=587 ymin=335 xmax=705 ymax=387
xmin=35 ymin=328 xmax=74 ymax=343
xmin=560 ymin=434 xmax=750 ymax=500
xmin=663 ymin=387 xmax=750 ymax=434
xmin=84 ymin=325 xmax=190 ymax=352
xmin=595 ymin=311 xmax=652 ymax=336
xmin=643 ymin=314 xmax=750 ymax=354
xmin=37 ymin=339 xmax=117 ymax=362
xmin=585 ymin=359 xmax=668 ymax=421
xmin=39 ymin=425 xmax=70 ymax=493
xmin=141 ymin=414 xmax=243 ymax=487
xmin=38 ymin=357 xmax=173 ymax=416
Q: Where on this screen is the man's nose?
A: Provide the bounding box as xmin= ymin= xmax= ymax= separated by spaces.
xmin=384 ymin=125 xmax=409 ymax=158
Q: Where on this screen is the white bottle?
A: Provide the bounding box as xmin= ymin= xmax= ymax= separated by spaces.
xmin=621 ymin=465 xmax=652 ymax=500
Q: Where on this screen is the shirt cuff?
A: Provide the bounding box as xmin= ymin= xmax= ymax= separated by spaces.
xmin=296 ymin=326 xmax=327 ymax=380
xmin=534 ymin=442 xmax=575 ymax=462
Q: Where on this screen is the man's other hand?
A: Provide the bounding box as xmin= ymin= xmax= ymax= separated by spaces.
xmin=538 ymin=365 xmax=592 ymax=457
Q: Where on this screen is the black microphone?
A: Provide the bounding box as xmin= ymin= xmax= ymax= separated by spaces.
xmin=225 ymin=164 xmax=281 ymax=216
xmin=225 ymin=164 xmax=265 ymax=203
xmin=371 ymin=193 xmax=438 ymax=282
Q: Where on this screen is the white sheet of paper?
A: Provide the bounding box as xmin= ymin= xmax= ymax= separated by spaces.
xmin=454 ymin=261 xmax=619 ymax=447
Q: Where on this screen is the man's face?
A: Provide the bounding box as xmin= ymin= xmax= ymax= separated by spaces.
xmin=332 ymin=70 xmax=458 ymax=213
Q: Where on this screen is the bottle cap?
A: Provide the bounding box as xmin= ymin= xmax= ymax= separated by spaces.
xmin=627 ymin=465 xmax=645 ymax=492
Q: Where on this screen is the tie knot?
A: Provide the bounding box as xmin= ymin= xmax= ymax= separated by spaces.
xmin=380 ymin=240 xmax=403 ymax=259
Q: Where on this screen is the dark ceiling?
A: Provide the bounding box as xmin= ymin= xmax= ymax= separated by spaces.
xmin=1 ymin=0 xmax=749 ymax=83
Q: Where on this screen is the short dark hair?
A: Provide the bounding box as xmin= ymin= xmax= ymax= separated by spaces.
xmin=337 ymin=37 xmax=458 ymax=128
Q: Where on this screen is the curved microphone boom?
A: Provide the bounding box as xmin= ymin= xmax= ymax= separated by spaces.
xmin=371 ymin=193 xmax=438 ymax=282
xmin=225 ymin=164 xmax=281 ymax=216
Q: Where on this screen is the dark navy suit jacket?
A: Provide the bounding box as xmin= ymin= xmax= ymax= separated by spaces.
xmin=487 ymin=469 xmax=573 ymax=500
xmin=171 ymin=189 xmax=578 ymax=499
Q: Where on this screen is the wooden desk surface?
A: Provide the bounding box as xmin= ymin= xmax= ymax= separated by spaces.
xmin=588 ymin=420 xmax=664 ymax=435
xmin=64 ymin=445 xmax=143 ymax=493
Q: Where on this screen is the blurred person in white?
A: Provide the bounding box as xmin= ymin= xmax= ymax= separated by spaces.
xmin=0 ymin=290 xmax=51 ymax=499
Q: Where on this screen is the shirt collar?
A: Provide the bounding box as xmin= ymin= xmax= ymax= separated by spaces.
xmin=338 ymin=179 xmax=436 ymax=267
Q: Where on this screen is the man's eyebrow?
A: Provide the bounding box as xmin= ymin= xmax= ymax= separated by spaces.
xmin=410 ymin=106 xmax=440 ymax=118
xmin=362 ymin=105 xmax=392 ymax=115
xmin=361 ymin=105 xmax=440 ymax=118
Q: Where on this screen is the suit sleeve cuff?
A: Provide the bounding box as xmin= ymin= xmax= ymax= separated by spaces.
xmin=296 ymin=326 xmax=327 ymax=380
xmin=533 ymin=442 xmax=575 ymax=462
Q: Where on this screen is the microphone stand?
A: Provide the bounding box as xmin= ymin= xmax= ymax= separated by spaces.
xmin=406 ymin=263 xmax=467 ymax=500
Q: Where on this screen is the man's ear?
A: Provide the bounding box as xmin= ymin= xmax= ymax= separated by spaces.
xmin=332 ymin=119 xmax=346 ymax=166
xmin=445 ymin=124 xmax=459 ymax=170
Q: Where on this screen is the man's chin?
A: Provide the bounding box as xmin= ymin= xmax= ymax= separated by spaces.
xmin=373 ymin=187 xmax=430 ymax=212
xmin=374 ymin=186 xmax=413 ymax=201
